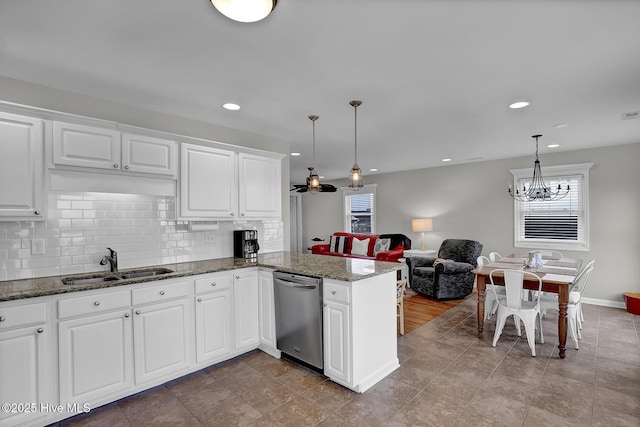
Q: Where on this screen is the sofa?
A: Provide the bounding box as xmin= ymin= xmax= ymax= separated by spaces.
xmin=406 ymin=238 xmax=483 ymax=300
xmin=311 ymin=232 xmax=411 ymax=263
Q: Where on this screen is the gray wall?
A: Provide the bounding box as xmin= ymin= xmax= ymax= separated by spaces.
xmin=0 ymin=76 xmax=292 ymax=251
xmin=302 ymin=142 xmax=640 ymax=305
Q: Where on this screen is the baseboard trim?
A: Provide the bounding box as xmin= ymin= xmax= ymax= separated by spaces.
xmin=582 ymin=297 xmax=626 ymax=309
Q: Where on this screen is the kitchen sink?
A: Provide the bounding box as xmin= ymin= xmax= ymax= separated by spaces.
xmin=62 ymin=268 xmax=174 ymax=285
xmin=118 ymin=268 xmax=175 ymax=279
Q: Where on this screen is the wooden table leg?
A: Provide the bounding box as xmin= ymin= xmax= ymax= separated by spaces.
xmin=477 ymin=275 xmax=486 ymax=338
xmin=557 ymin=284 xmax=569 ymax=359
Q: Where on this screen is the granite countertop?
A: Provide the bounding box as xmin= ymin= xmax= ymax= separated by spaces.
xmin=0 ymin=252 xmax=401 ymax=302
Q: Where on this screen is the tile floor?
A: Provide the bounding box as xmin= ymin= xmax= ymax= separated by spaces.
xmin=53 ymin=298 xmax=640 ymax=426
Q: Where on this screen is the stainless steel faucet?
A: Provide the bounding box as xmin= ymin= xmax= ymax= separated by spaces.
xmin=100 ymin=247 xmax=118 ymax=272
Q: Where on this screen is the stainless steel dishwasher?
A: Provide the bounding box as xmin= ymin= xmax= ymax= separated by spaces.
xmin=273 ymin=271 xmax=323 ymax=370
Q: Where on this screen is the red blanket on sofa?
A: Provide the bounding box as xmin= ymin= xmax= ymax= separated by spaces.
xmin=311 ymin=232 xmax=410 ymax=262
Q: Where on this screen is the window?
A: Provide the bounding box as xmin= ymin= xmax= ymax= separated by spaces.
xmin=342 ymin=184 xmax=376 ymax=234
xmin=511 ymin=163 xmax=592 ymax=251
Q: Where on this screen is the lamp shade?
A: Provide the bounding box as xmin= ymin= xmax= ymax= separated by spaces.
xmin=411 ymin=218 xmax=433 ymax=232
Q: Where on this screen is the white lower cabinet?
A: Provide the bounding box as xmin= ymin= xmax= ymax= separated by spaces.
xmin=194 ymin=273 xmax=233 ymax=366
xmin=258 ymin=269 xmax=279 ymax=356
xmin=58 ymin=308 xmax=134 ymax=405
xmin=58 ymin=289 xmax=133 ymax=406
xmin=232 ymin=270 xmax=260 ymax=352
xmin=132 ymin=297 xmax=190 ymax=385
xmin=323 ymin=283 xmax=351 ymax=384
xmin=0 ymin=299 xmax=50 ymax=427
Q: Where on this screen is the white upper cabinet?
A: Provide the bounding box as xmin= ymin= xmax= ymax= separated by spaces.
xmin=180 ymin=144 xmax=282 ymax=220
xmin=53 ymin=121 xmax=176 ymax=177
xmin=180 ymin=143 xmax=237 ymax=219
xmin=0 ymin=111 xmax=45 ymax=220
xmin=239 ymin=153 xmax=281 ymax=218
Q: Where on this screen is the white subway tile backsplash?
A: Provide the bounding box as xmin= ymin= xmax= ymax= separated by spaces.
xmin=0 ymin=191 xmax=283 ymax=280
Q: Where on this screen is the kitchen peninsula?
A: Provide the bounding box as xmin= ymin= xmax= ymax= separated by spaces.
xmin=0 ymin=252 xmax=400 ymax=427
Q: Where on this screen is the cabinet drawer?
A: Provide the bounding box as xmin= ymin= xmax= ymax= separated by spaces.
xmin=0 ymin=302 xmax=47 ymax=330
xmin=324 ymin=283 xmax=350 ymax=304
xmin=194 ymin=273 xmax=232 ymax=294
xmin=132 ymin=280 xmax=189 ymax=306
xmin=58 ymin=290 xmax=131 ymax=319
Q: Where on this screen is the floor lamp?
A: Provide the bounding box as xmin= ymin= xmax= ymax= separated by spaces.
xmin=411 ymin=218 xmax=433 ymax=251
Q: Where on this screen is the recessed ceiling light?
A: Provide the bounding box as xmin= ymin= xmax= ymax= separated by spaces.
xmin=222 ymin=103 xmax=241 ymax=111
xmin=369 ymin=168 xmax=378 ymax=172
xmin=290 ymin=152 xmax=301 ymax=157
xmin=547 ymin=144 xmax=560 ymax=148
xmin=442 ymin=158 xmax=452 ymax=162
xmin=554 ymin=123 xmax=568 ymax=128
xmin=319 ymin=176 xmax=325 ymax=179
xmin=509 ymin=101 xmax=530 ymax=109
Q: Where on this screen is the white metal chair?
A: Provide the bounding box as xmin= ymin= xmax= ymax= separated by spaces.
xmin=477 ymin=255 xmax=504 ymax=320
xmin=489 ymin=252 xmax=502 ymax=262
xmin=490 ymin=269 xmax=544 ymax=356
xmin=540 ymin=260 xmax=594 ymax=349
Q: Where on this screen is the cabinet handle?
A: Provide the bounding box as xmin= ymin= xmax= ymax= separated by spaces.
xmin=235 ymin=275 xmax=240 ymax=279
xmin=124 ymin=165 xmax=130 ymax=170
xmin=332 ymin=291 xmax=337 ymax=295
xmin=34 ymin=210 xmax=41 ymax=215
xmin=159 ymin=291 xmax=165 ymax=295
xmin=94 ymin=301 xmax=100 ymax=306
xmin=37 ymin=328 xmax=44 ymax=333
xmin=113 ymin=163 xmax=119 ymax=168
xmin=241 ymin=213 xmax=245 ymax=217
xmin=135 ymin=310 xmax=141 ymax=315
xmin=0 ymin=316 xmax=5 ymax=322
xmin=211 ymin=282 xmax=216 ymax=287
xmin=197 ymin=298 xmax=203 ymax=302
xmin=124 ymin=313 xmax=130 ymax=318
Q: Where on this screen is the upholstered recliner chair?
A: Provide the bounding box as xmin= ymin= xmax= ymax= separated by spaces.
xmin=406 ymin=239 xmax=483 ymax=300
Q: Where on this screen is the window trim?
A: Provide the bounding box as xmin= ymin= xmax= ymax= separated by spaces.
xmin=511 ymin=163 xmax=592 ymax=252
xmin=341 ymin=184 xmax=377 ymax=234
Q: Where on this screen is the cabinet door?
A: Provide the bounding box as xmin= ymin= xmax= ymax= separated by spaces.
xmin=233 ymin=271 xmax=259 ymax=352
xmin=258 ymin=270 xmax=277 ymax=351
xmin=58 ymin=309 xmax=133 ymax=405
xmin=132 ymin=298 xmax=189 ymax=385
xmin=238 ymin=153 xmax=281 ymax=218
xmin=0 ymin=112 xmax=44 ymax=219
xmin=180 ymin=143 xmax=237 ymax=219
xmin=0 ymin=325 xmax=47 ymax=426
xmin=121 ymin=133 xmax=176 ymax=176
xmin=323 ymin=301 xmax=351 ymax=384
xmin=195 ymin=289 xmax=232 ymax=365
xmin=53 ymin=121 xmax=121 ymax=170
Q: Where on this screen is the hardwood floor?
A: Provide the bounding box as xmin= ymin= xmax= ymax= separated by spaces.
xmin=400 ymin=290 xmax=472 ymax=335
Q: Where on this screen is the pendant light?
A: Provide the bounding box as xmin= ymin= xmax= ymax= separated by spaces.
xmin=307 ymin=115 xmax=321 ymax=194
xmin=508 ymin=135 xmax=570 ymax=201
xmin=210 ymin=0 xmax=277 ymax=23
xmin=348 ymin=100 xmax=364 ymax=191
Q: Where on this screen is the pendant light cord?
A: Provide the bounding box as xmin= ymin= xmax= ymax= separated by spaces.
xmin=354 ymin=103 xmax=358 ymax=164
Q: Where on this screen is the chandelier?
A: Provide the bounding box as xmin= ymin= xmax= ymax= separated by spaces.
xmin=508 ymin=135 xmax=570 ymax=201
xmin=348 ymin=100 xmax=364 ymax=191
xmin=307 ymin=115 xmax=321 ymax=194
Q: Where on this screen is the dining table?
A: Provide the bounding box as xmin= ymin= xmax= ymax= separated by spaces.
xmin=473 ymin=255 xmax=582 ymax=359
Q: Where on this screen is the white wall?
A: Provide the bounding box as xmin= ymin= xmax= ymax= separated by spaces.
xmin=302 ymin=142 xmax=640 ymax=305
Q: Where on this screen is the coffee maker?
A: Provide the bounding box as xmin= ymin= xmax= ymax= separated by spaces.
xmin=234 ymin=230 xmax=259 ymax=259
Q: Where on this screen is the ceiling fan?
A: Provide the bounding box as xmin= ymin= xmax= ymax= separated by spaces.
xmin=290 ymin=167 xmax=338 ymax=193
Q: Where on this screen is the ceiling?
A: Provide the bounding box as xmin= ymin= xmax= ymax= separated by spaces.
xmin=1 ymin=0 xmax=640 ymax=185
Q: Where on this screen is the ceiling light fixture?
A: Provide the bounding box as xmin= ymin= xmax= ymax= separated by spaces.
xmin=348 ymin=100 xmax=364 ymax=191
xmin=509 ymin=101 xmax=530 ymax=109
xmin=307 ymin=115 xmax=321 ymax=194
xmin=508 ymin=135 xmax=570 ymax=201
xmin=210 ymin=0 xmax=277 ymax=23
xmin=290 ymin=152 xmax=301 ymax=157
xmin=222 ymin=103 xmax=241 ymax=110
xmin=442 ymin=158 xmax=452 ymax=162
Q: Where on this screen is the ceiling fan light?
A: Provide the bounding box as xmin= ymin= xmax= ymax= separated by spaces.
xmin=211 ymin=0 xmax=276 ymax=23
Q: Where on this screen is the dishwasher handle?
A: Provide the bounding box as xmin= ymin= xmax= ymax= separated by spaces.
xmin=274 ymin=277 xmax=317 ymax=289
